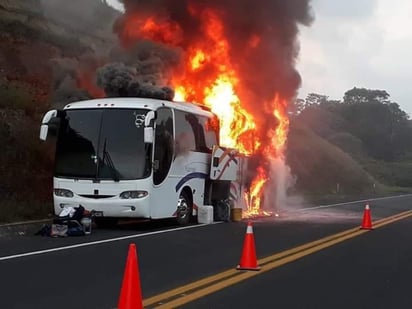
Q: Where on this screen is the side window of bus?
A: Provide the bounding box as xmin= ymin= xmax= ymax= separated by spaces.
xmin=175 ymin=110 xmax=196 ymax=156
xmin=200 ymin=115 xmax=219 ymax=151
xmin=153 ymin=108 xmax=173 ymax=185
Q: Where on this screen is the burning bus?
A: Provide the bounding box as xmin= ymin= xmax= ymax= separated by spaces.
xmin=40 ymin=97 xmax=245 ymax=226
xmin=43 ymin=0 xmax=312 ymax=221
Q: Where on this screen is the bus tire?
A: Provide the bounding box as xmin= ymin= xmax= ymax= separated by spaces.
xmin=176 ymin=191 xmax=192 ymax=225
xmin=214 ymin=200 xmax=230 ymax=222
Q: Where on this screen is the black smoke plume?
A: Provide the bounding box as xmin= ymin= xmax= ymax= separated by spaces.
xmin=96 ymin=62 xmax=174 ymax=100
xmin=114 ymin=0 xmax=313 ymax=109
xmin=95 ymin=39 xmax=180 ymax=99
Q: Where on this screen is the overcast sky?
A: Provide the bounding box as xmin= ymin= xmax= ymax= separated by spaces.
xmin=106 ymin=0 xmax=412 ymax=115
xmin=297 ymin=0 xmax=412 ymax=115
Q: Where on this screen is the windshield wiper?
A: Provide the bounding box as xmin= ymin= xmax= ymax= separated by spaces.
xmin=102 ymin=139 xmax=119 ymax=182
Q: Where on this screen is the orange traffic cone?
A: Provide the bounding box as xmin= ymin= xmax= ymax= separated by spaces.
xmin=236 ymin=221 xmax=260 ymax=271
xmin=118 ymin=243 xmax=143 ymax=309
xmin=360 ymin=204 xmax=373 ymax=230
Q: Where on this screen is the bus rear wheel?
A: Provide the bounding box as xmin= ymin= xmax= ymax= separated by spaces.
xmin=176 ymin=191 xmax=192 ymax=225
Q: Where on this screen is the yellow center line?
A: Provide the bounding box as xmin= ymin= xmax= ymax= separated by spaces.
xmin=144 ymin=210 xmax=412 ymax=308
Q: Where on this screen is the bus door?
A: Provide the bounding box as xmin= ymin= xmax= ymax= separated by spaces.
xmin=151 ymin=107 xmax=175 ymax=218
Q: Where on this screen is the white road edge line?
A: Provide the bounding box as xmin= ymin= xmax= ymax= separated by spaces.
xmin=0 ymin=222 xmax=222 ymax=261
xmin=300 ymin=194 xmax=412 ymax=211
xmin=2 ymin=194 xmax=411 ymax=261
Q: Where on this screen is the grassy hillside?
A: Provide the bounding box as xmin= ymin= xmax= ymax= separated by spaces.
xmin=286 ymin=121 xmax=379 ymax=203
xmin=0 ymin=0 xmax=118 ymax=223
xmin=290 ymin=93 xmax=412 ymax=203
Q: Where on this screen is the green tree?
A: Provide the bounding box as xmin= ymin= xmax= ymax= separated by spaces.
xmin=297 ymin=88 xmax=412 ymax=161
xmin=297 ymin=93 xmax=345 ymax=139
xmin=305 ymin=93 xmax=329 ymax=106
xmin=340 ymin=88 xmax=411 ymax=161
xmin=290 ymin=98 xmax=305 ymax=115
xmin=343 ymin=87 xmax=390 ymax=104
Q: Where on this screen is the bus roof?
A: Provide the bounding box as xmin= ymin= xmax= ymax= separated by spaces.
xmin=63 ymin=97 xmax=215 ymax=118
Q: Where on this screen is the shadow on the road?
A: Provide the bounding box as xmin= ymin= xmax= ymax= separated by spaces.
xmin=96 ymin=218 xmax=191 ymax=232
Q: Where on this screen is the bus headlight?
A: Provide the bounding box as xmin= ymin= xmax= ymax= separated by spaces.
xmin=120 ymin=190 xmax=148 ymax=199
xmin=54 ymin=189 xmax=74 ymax=198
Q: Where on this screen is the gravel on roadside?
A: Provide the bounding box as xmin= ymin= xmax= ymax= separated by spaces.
xmin=0 ymin=219 xmax=51 ymax=237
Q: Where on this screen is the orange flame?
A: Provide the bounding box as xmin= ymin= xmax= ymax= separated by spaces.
xmin=174 ymin=10 xmax=290 ymax=217
xmin=120 ymin=15 xmax=183 ymax=47
xmin=264 ymin=96 xmax=290 ymax=158
xmin=76 ymin=69 xmax=105 ymax=98
xmin=121 ymin=7 xmax=290 ymax=218
xmin=172 ymin=9 xmax=260 ymax=156
xmin=245 ymin=166 xmax=269 ymax=217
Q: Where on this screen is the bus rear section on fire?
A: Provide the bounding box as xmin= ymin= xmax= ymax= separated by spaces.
xmin=40 ymin=97 xmax=245 ymax=226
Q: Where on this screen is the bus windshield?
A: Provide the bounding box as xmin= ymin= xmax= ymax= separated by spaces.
xmin=55 ymin=108 xmax=151 ymax=180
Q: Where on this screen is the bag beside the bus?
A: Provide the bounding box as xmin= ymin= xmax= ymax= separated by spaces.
xmin=50 ymin=224 xmax=68 ymax=237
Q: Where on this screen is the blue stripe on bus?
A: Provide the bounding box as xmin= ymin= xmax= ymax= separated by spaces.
xmin=175 ymin=172 xmax=208 ymax=192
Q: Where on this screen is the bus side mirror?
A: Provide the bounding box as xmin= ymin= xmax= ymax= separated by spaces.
xmin=144 ymin=111 xmax=156 ymax=144
xmin=39 ymin=125 xmax=49 ymax=141
xmin=39 ymin=110 xmax=58 ymax=141
xmin=144 ymin=127 xmax=154 ymax=143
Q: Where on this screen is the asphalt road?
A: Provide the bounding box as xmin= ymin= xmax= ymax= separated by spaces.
xmin=0 ymin=195 xmax=411 ymax=309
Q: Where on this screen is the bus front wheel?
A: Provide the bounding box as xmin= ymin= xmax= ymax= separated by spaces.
xmin=176 ymin=191 xmax=192 ymax=225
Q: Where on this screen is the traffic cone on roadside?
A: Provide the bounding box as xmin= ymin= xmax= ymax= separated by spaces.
xmin=118 ymin=243 xmax=143 ymax=309
xmin=360 ymin=204 xmax=373 ymax=230
xmin=236 ymin=221 xmax=261 ymax=271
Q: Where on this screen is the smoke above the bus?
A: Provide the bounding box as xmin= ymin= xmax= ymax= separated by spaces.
xmin=51 ymin=0 xmax=313 ymax=108
xmin=114 ymin=0 xmax=313 ymax=104
xmin=96 ymin=62 xmax=175 ymax=100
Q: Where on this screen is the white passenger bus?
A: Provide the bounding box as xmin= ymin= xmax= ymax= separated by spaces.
xmin=40 ymin=97 xmax=240 ymax=226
